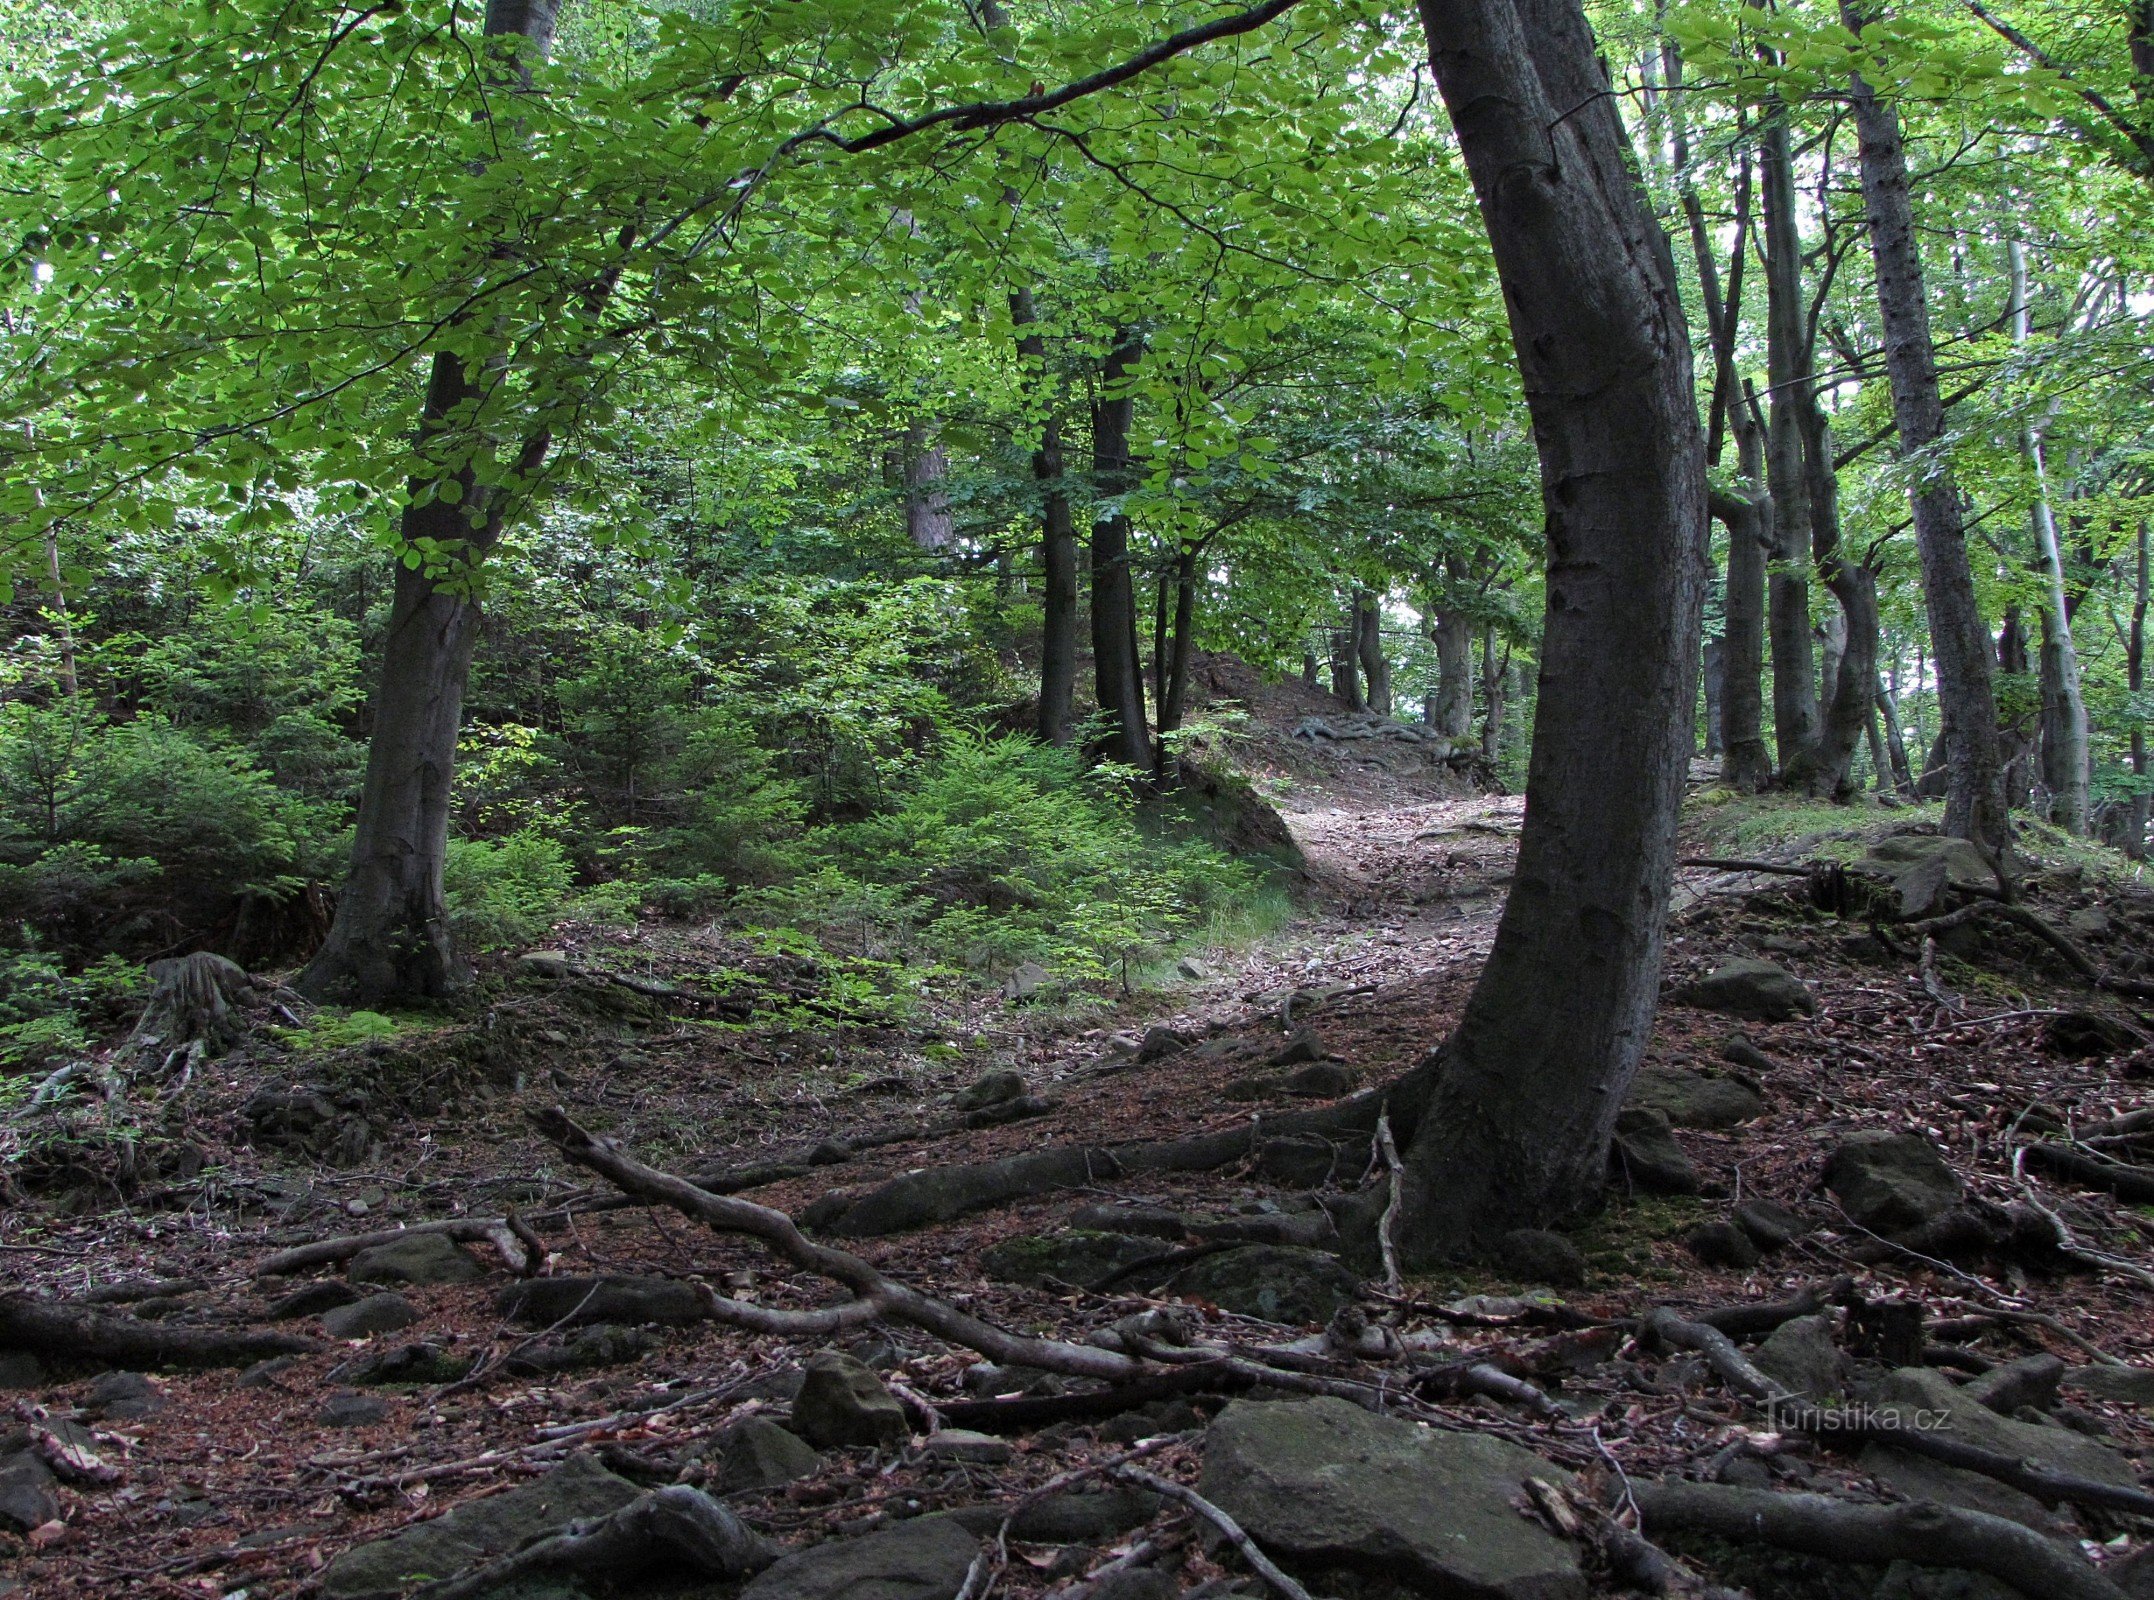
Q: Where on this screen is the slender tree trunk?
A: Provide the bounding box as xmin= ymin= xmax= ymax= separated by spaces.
xmin=1152 ymin=559 xmax=1171 ymax=715
xmin=1433 ymin=608 xmax=1475 ymax=737
xmin=300 ymin=0 xmax=565 ymax=1004
xmin=1089 ymin=332 xmax=1155 ymax=777
xmin=1301 ymin=651 xmax=1319 ymax=688
xmin=1997 ymin=603 xmax=2035 ymax=807
xmin=1013 ymin=286 xmax=1078 ymax=747
xmin=1356 ymin=591 xmax=1392 ymax=715
xmin=1482 ymin=624 xmax=1506 ymax=762
xmin=1330 ymin=617 xmax=1363 ymax=710
xmin=1844 ymin=12 xmax=2008 ymax=848
xmin=1878 ymin=675 xmax=1916 ymax=795
xmin=1804 ymin=408 xmax=1879 ymax=799
xmin=1161 ymin=544 xmax=1198 ymax=736
xmin=39 ymin=525 xmax=78 ymax=698
xmin=1759 ymin=104 xmax=1820 ymax=776
xmin=2131 ymin=520 xmax=2150 ymax=858
xmin=900 ymin=431 xmax=954 ymax=551
xmin=1397 ymin=0 xmax=1707 ymax=1253
xmin=1713 ymin=403 xmax=1772 ymax=791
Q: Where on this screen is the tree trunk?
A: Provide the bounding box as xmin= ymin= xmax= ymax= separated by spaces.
xmin=1702 ymin=636 xmax=1724 ymax=756
xmin=1759 ymin=105 xmax=1820 ymax=776
xmin=1482 ymin=624 xmax=1507 ymax=762
xmin=1013 ymin=286 xmax=1078 ymax=747
xmin=1712 ymin=404 xmax=1772 ymax=791
xmin=901 ymin=431 xmax=954 ymax=551
xmin=1997 ymin=602 xmax=2036 ymax=807
xmin=1330 ymin=618 xmax=1363 ymax=710
xmin=1844 ymin=12 xmax=2008 ymax=848
xmin=1804 ymin=409 xmax=1879 ymax=799
xmin=1356 ymin=591 xmax=1392 ymax=715
xmin=1089 ymin=332 xmax=1155 ymax=777
xmin=1433 ymin=609 xmax=1475 ymax=738
xmin=1301 ymin=651 xmax=1319 ymax=688
xmin=1161 ymin=544 xmax=1198 ymax=736
xmin=2131 ymin=520 xmax=2150 ymax=859
xmin=299 ymin=0 xmax=564 ymax=1004
xmin=1397 ymin=0 xmax=1707 ymax=1253
xmin=1877 ymin=675 xmax=1916 ymax=796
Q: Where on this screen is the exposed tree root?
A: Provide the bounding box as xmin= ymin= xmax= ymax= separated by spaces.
xmin=2017 ymin=1142 xmax=2154 ymax=1205
xmin=1628 ymin=1481 xmax=2124 ymax=1600
xmin=128 ymin=952 xmax=260 ymax=1078
xmin=1790 ymin=1410 xmax=2154 ymax=1519
xmin=411 ymin=1485 xmax=776 ymax=1600
xmin=0 ymin=1293 xmax=318 ymax=1371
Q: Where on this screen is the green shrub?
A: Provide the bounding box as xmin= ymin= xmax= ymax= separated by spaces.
xmin=0 ymin=948 xmax=145 ymax=1072
xmin=443 ymin=828 xmax=577 ymax=950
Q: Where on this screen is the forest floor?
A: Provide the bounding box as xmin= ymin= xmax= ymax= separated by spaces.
xmin=8 ymin=695 xmax=2154 ymax=1600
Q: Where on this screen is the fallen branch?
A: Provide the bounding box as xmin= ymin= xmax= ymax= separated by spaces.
xmin=2017 ymin=1142 xmax=2154 ymax=1205
xmin=1114 ymin=1464 xmax=1317 ymax=1600
xmin=1792 ymin=1409 xmax=2154 ymax=1519
xmin=1629 ymin=1481 xmax=2124 ymax=1600
xmin=0 ymin=1292 xmax=318 ymax=1371
xmin=411 ymin=1485 xmax=775 ymax=1600
xmin=1638 ymin=1307 xmax=1790 ymax=1406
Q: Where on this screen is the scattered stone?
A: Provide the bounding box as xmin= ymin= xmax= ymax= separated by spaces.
xmin=322 ymin=1292 xmax=420 ymax=1340
xmin=0 ymin=1453 xmax=58 ymax=1534
xmin=267 ymin=1279 xmax=362 ymax=1319
xmin=921 ymin=1429 xmax=1012 ymax=1464
xmin=236 ymin=1356 xmax=298 ymax=1389
xmin=965 ymin=1093 xmax=1056 ymax=1129
xmin=1137 ymin=1026 xmax=1191 ymax=1063
xmin=1069 ymin=1204 xmax=1186 ymax=1240
xmin=1683 ymin=1221 xmax=1759 ymax=1269
xmin=1609 ymin=1107 xmax=1699 ymax=1194
xmin=1279 ymin=1061 xmax=1356 ymax=1098
xmin=954 ymin=1070 xmax=1027 ymax=1112
xmin=981 ymin=1231 xmax=1167 ymax=1292
xmin=0 ymin=1354 xmax=44 ymax=1390
xmin=346 ymin=1342 xmax=474 ymax=1386
xmin=2043 ymin=1010 xmax=2140 ymax=1059
xmin=1268 ymin=1027 xmax=1327 ymax=1067
xmin=319 ymin=1391 xmax=390 ymax=1428
xmin=1821 ymin=1131 xmax=1962 ymax=1232
xmin=348 ymin=1231 xmax=486 ymax=1288
xmin=1964 ymin=1355 xmax=2064 ymax=1417
xmin=791 ymin=1350 xmax=910 ymax=1449
xmin=2066 ymin=906 xmax=2113 ymax=940
xmin=1497 ymin=1229 xmax=1588 ymax=1289
xmin=1200 ymin=1397 xmax=1585 ymax=1600
xmin=84 ymin=1371 xmax=163 ymax=1421
xmin=323 ymin=1453 xmax=642 ymax=1597
xmin=740 ymin=1512 xmax=978 ymax=1600
xmin=1860 ymin=1366 xmax=2139 ymax=1531
xmin=714 ymin=1416 xmax=820 ymax=1492
xmin=504 ymin=1323 xmax=657 ymax=1377
xmin=1222 ymin=1073 xmax=1288 ymax=1102
xmin=1627 ymin=1066 xmax=1766 ymax=1129
xmin=518 ymin=950 xmax=574 ymax=979
xmin=1005 ymin=1488 xmax=1162 ymax=1544
xmin=1751 ymin=1315 xmax=1847 ymax=1402
xmin=496 ymin=1275 xmax=707 ymax=1328
xmin=1732 ymin=1200 xmax=1807 ymax=1251
xmin=2064 ymin=1364 xmax=2154 ymax=1406
xmin=1720 ymin=1035 xmax=1778 ymax=1074
xmin=1002 ymin=962 xmax=1050 ymax=1002
xmin=1176 ymin=956 xmax=1212 ymax=981
xmin=1670 ymin=959 xmax=1817 ymax=1022
xmin=1166 ymin=1245 xmax=1359 ymax=1326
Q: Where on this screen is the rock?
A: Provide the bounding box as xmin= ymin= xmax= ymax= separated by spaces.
xmin=1683 ymin=1221 xmax=1759 ymax=1269
xmin=2043 ymin=1010 xmax=2140 ymax=1059
xmin=1821 ymin=1132 xmax=1961 ymax=1232
xmin=1720 ymin=1035 xmax=1778 ymax=1074
xmin=1250 ymin=1134 xmax=1347 ymax=1188
xmin=1166 ymin=1245 xmax=1360 ymax=1327
xmin=0 ymin=1453 xmax=58 ymax=1534
xmin=1859 ymin=1366 xmax=2139 ymax=1532
xmin=1002 ymin=962 xmax=1051 ymax=1001
xmin=84 ymin=1371 xmax=163 ymax=1420
xmin=1200 ymin=1397 xmax=1584 ymax=1600
xmin=1497 ymin=1229 xmax=1588 ymax=1289
xmin=954 ymin=1070 xmax=1026 ymax=1112
xmin=0 ymin=1353 xmax=44 ymax=1389
xmin=267 ymin=1279 xmax=362 ymax=1319
xmin=322 ymin=1292 xmax=420 ymax=1340
xmin=921 ymin=1429 xmax=1012 ymax=1464
xmin=518 ymin=949 xmax=574 ymax=979
xmin=1068 ymin=1204 xmax=1187 ymax=1240
xmin=236 ymin=1356 xmax=298 ymax=1389
xmin=1609 ymin=1107 xmax=1699 ymax=1194
xmin=1280 ymin=1061 xmax=1357 ymax=1098
xmin=714 ymin=1416 xmax=820 ymax=1492
xmin=1732 ymin=1200 xmax=1807 ymax=1251
xmin=1137 ymin=1026 xmax=1191 ymax=1062
xmin=1858 ymin=835 xmax=1999 ymax=917
xmin=1964 ymin=1355 xmax=2063 ymax=1416
xmin=1086 ymin=1570 xmax=1178 ymax=1600
xmin=980 ymin=1231 xmax=1167 ymax=1292
xmin=496 ymin=1275 xmax=707 ymax=1328
xmin=2066 ymin=906 xmax=2113 ymax=940
xmin=2110 ymin=1547 xmax=2154 ymax=1600
xmin=504 ymin=1323 xmax=657 ymax=1377
xmin=964 ymin=1093 xmax=1055 ymax=1129
xmin=324 ymin=1453 xmax=642 ymax=1597
xmin=346 ymin=1342 xmax=475 ymax=1386
xmin=319 ymin=1391 xmax=390 ymax=1428
xmin=741 ymin=1513 xmax=979 ymax=1600
xmin=1222 ymin=1074 xmax=1288 ymax=1102
xmin=1004 ymin=1488 xmax=1162 ymax=1544
xmin=2063 ymin=1364 xmax=2154 ymax=1406
xmin=1627 ymin=1067 xmax=1766 ymax=1129
xmin=348 ymin=1231 xmax=486 ymax=1288
xmin=1750 ymin=1316 xmax=1847 ymax=1402
xmin=1268 ymin=1027 xmax=1326 ymax=1067
xmin=1671 ymin=959 xmax=1816 ymax=1022
xmin=791 ymin=1350 xmax=909 ymax=1449
xmin=1176 ymin=956 xmax=1212 ymax=981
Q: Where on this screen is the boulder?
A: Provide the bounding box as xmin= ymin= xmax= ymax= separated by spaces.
xmin=496 ymin=1275 xmax=707 ymax=1328
xmin=1137 ymin=1026 xmax=1192 ymax=1062
xmin=345 ymin=1342 xmax=475 ymax=1386
xmin=1004 ymin=1487 xmax=1161 ymax=1544
xmin=2043 ymin=1011 xmax=2140 ymax=1059
xmin=1087 ymin=1571 xmax=1177 ymax=1600
xmin=740 ymin=1512 xmax=980 ymax=1600
xmin=322 ymin=1292 xmax=420 ymax=1340
xmin=1683 ymin=1221 xmax=1759 ymax=1269
xmin=349 ymin=1231 xmax=485 ymax=1288
xmin=2064 ymin=1364 xmax=2154 ymax=1406
xmin=921 ymin=1429 xmax=1012 ymax=1465
xmin=267 ymin=1279 xmax=363 ymax=1320
xmin=964 ymin=1093 xmax=1055 ymax=1129
xmin=1859 ymin=835 xmax=1998 ymax=917
xmin=714 ymin=1416 xmax=820 ymax=1492
xmin=1496 ymin=1229 xmax=1588 ymax=1289
xmin=980 ymin=1231 xmax=1166 ymax=1292
xmin=1732 ymin=1200 xmax=1807 ymax=1251
xmin=791 ymin=1350 xmax=909 ymax=1449
xmin=1269 ymin=1027 xmax=1327 ymax=1067
xmin=1859 ymin=1366 xmax=2139 ymax=1532
xmin=1609 ymin=1107 xmax=1699 ymax=1194
xmin=954 ymin=1070 xmax=1026 ymax=1113
xmin=1002 ymin=963 xmax=1050 ymax=1002
xmin=1670 ymin=959 xmax=1816 ymax=1022
xmin=1200 ymin=1397 xmax=1585 ymax=1600
xmin=1166 ymin=1245 xmax=1360 ymax=1326
xmin=1964 ymin=1354 xmax=2063 ymax=1417
xmin=504 ymin=1323 xmax=657 ymax=1377
xmin=1821 ymin=1132 xmax=1961 ymax=1232
xmin=1068 ymin=1204 xmax=1187 ymax=1241
xmin=319 ymin=1391 xmax=390 ymax=1428
xmin=1750 ymin=1315 xmax=1847 ymax=1402
xmin=323 ymin=1453 xmax=642 ymax=1597
xmin=1627 ymin=1067 xmax=1766 ymax=1129
xmin=1280 ymin=1061 xmax=1357 ymax=1098
xmin=85 ymin=1370 xmax=164 ymax=1421
xmin=1176 ymin=957 xmax=1212 ymax=981
xmin=0 ymin=1452 xmax=58 ymax=1534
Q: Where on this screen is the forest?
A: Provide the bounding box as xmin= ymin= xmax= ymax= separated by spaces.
xmin=2 ymin=0 xmax=2154 ymax=1597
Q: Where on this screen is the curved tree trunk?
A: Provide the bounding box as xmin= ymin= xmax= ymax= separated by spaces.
xmin=1355 ymin=591 xmax=1392 ymax=715
xmin=1759 ymin=104 xmax=1820 ymax=777
xmin=1089 ymin=332 xmax=1155 ymax=777
xmin=1397 ymin=0 xmax=1706 ymax=1254
xmin=1805 ymin=411 xmax=1880 ymax=799
xmin=1845 ymin=13 xmax=2008 ymax=848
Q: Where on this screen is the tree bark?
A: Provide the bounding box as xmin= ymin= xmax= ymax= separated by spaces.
xmin=1432 ymin=608 xmax=1475 ymax=738
xmin=1330 ymin=618 xmax=1363 ymax=710
xmin=900 ymin=431 xmax=955 ymax=551
xmin=1759 ymin=102 xmax=1821 ymax=776
xmin=1397 ymin=0 xmax=1706 ymax=1252
xmin=1844 ymin=12 xmax=2009 ymax=848
xmin=1161 ymin=543 xmax=1198 ymax=736
xmin=1355 ymin=591 xmax=1392 ymax=715
xmin=1089 ymin=332 xmax=1156 ymax=777
xmin=1805 ymin=409 xmax=1880 ymax=798
xmin=2132 ymin=520 xmax=2150 ymax=858
xmin=299 ymin=0 xmax=566 ymax=1003
xmin=1013 ymin=286 xmax=1079 ymax=747
xmin=1481 ymin=624 xmax=1507 ymax=762
xmin=1878 ymin=675 xmax=1916 ymax=795
xmin=1713 ymin=403 xmax=1772 ymax=791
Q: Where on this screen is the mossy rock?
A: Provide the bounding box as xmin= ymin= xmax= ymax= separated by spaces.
xmin=980 ymin=1231 xmax=1166 ymax=1291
